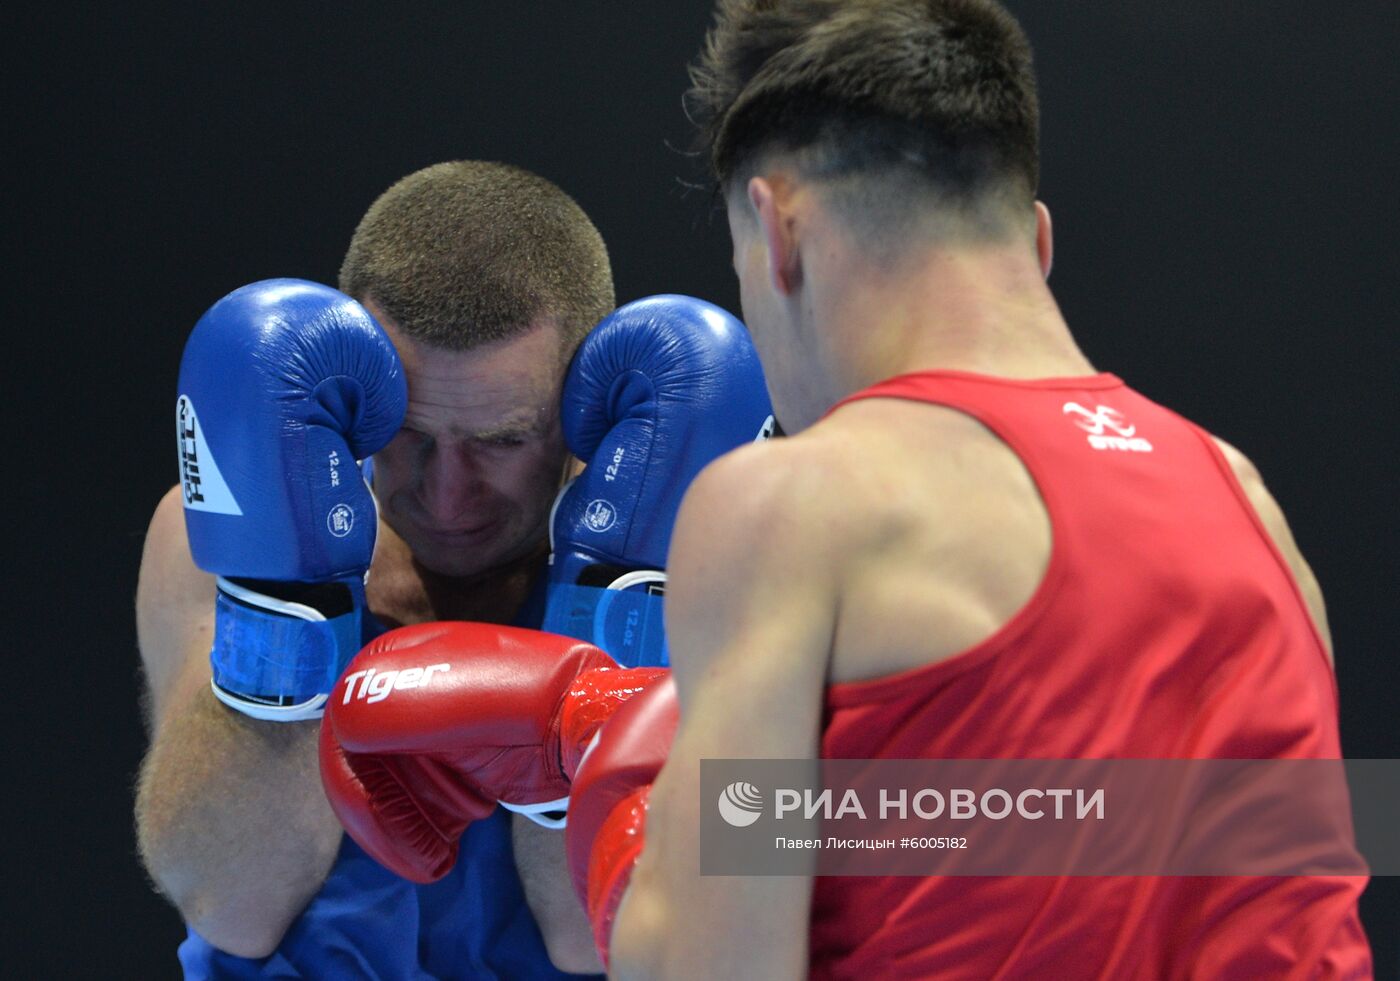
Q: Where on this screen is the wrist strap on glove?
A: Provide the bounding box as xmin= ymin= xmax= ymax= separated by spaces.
xmin=542 ymin=565 xmax=669 ymax=669
xmin=210 ymin=576 xmax=365 ymax=722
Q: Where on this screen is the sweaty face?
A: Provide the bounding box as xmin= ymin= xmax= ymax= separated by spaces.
xmin=370 ymin=312 xmax=571 ymax=578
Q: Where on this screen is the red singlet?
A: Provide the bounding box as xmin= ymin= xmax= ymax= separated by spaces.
xmin=810 ymin=372 xmax=1371 ymax=980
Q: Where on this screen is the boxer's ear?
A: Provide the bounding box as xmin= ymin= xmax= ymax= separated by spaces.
xmin=748 ymin=176 xmax=803 ymax=296
xmin=1035 ymin=201 xmax=1054 ymax=281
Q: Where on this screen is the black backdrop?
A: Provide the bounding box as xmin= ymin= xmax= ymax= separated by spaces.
xmin=11 ymin=2 xmax=1397 ymax=977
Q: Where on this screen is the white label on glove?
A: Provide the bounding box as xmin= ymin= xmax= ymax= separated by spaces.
xmin=583 ymin=499 xmax=617 ymax=533
xmin=177 ymin=396 xmax=243 ymax=515
xmin=340 ymin=663 xmax=452 ymax=704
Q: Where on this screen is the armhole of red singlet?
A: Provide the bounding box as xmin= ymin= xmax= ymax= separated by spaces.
xmin=1186 ymin=424 xmax=1340 ymax=711
xmin=824 ymin=392 xmax=1071 ymax=708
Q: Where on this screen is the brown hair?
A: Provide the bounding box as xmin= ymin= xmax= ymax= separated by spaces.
xmin=688 ymin=0 xmax=1039 ymax=209
xmin=339 ymin=161 xmax=614 ymax=353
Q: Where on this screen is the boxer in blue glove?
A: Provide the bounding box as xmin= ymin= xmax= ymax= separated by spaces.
xmin=318 ymin=295 xmax=774 ymax=862
xmin=136 ymin=161 xmax=621 ymax=978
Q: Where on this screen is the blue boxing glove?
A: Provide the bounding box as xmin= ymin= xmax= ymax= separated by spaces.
xmin=177 ymin=279 xmax=407 ymax=721
xmin=542 ymin=295 xmax=774 ymax=669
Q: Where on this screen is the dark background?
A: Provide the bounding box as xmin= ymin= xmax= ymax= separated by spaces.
xmin=11 ymin=1 xmax=1397 ymax=977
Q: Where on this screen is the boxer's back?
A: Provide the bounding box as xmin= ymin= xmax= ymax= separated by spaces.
xmin=801 ymin=370 xmax=1369 ymax=978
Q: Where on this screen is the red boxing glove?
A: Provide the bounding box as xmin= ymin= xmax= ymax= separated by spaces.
xmin=318 ymin=621 xmax=663 ymax=883
xmin=564 ymin=677 xmax=680 ymax=965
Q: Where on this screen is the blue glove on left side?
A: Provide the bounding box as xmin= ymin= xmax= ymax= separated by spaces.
xmin=178 ymin=279 xmax=406 ymax=720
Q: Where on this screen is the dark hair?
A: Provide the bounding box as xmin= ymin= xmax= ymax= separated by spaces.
xmin=339 ymin=161 xmax=615 ymax=353
xmin=688 ymin=0 xmax=1039 ymax=205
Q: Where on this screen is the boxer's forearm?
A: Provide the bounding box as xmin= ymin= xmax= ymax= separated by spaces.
xmin=136 ymin=684 xmax=341 ymax=958
xmin=512 ymin=813 xmax=604 ymax=974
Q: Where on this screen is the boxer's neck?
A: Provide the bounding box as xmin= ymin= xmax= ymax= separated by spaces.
xmin=368 ymin=524 xmax=549 ymax=628
xmin=817 ymin=236 xmax=1092 ymax=400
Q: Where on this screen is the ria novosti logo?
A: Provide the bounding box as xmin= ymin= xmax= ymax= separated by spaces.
xmin=717 ymin=781 xmax=764 ymax=827
xmin=1062 ymin=402 xmax=1153 ymax=453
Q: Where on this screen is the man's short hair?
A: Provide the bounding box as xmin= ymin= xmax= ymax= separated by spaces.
xmin=339 ymin=161 xmax=615 ymax=354
xmin=688 ymin=0 xmax=1039 ymax=213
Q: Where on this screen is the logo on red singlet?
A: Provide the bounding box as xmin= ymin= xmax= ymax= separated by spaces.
xmin=1062 ymin=402 xmax=1154 ymax=453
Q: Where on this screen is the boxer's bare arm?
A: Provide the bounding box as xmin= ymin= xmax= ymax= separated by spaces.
xmin=512 ymin=815 xmax=605 ymax=974
xmin=134 ymin=486 xmax=342 ymax=958
xmin=610 ymin=443 xmax=837 ymax=981
xmin=506 ymin=456 xmax=603 ymax=974
xmin=1212 ymin=437 xmax=1335 ymax=664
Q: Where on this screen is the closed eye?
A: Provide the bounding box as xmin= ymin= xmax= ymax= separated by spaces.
xmin=481 ymin=435 xmax=528 ymax=449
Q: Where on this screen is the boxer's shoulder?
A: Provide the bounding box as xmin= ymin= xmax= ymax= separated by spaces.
xmin=791 ymin=398 xmax=1036 ymax=532
xmin=678 ymin=433 xmax=864 ymax=558
xmin=364 ymin=520 xmax=435 ymax=629
xmin=676 ymin=403 xmax=1024 ymax=562
xmin=800 ymin=402 xmax=1052 ymax=682
xmin=1210 ymin=436 xmax=1333 ymax=662
xmin=140 ymin=485 xmax=209 ymax=599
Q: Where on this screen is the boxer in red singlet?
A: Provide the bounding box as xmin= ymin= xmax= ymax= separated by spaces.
xmin=593 ymin=1 xmax=1373 ymax=977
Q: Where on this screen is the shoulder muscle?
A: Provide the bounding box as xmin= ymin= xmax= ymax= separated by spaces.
xmin=664 ymin=439 xmax=843 ymax=750
xmin=1212 ymin=437 xmax=1333 ymax=662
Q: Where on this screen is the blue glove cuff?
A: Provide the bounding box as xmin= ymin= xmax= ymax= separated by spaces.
xmin=210 ymin=576 xmax=365 ymax=721
xmin=541 ymin=569 xmax=669 ymax=668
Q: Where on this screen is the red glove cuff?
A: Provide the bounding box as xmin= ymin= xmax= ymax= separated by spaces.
xmin=564 ymin=678 xmax=679 ymax=966
xmin=582 ymin=785 xmax=651 ymax=965
xmin=557 ymin=666 xmax=669 ymax=779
